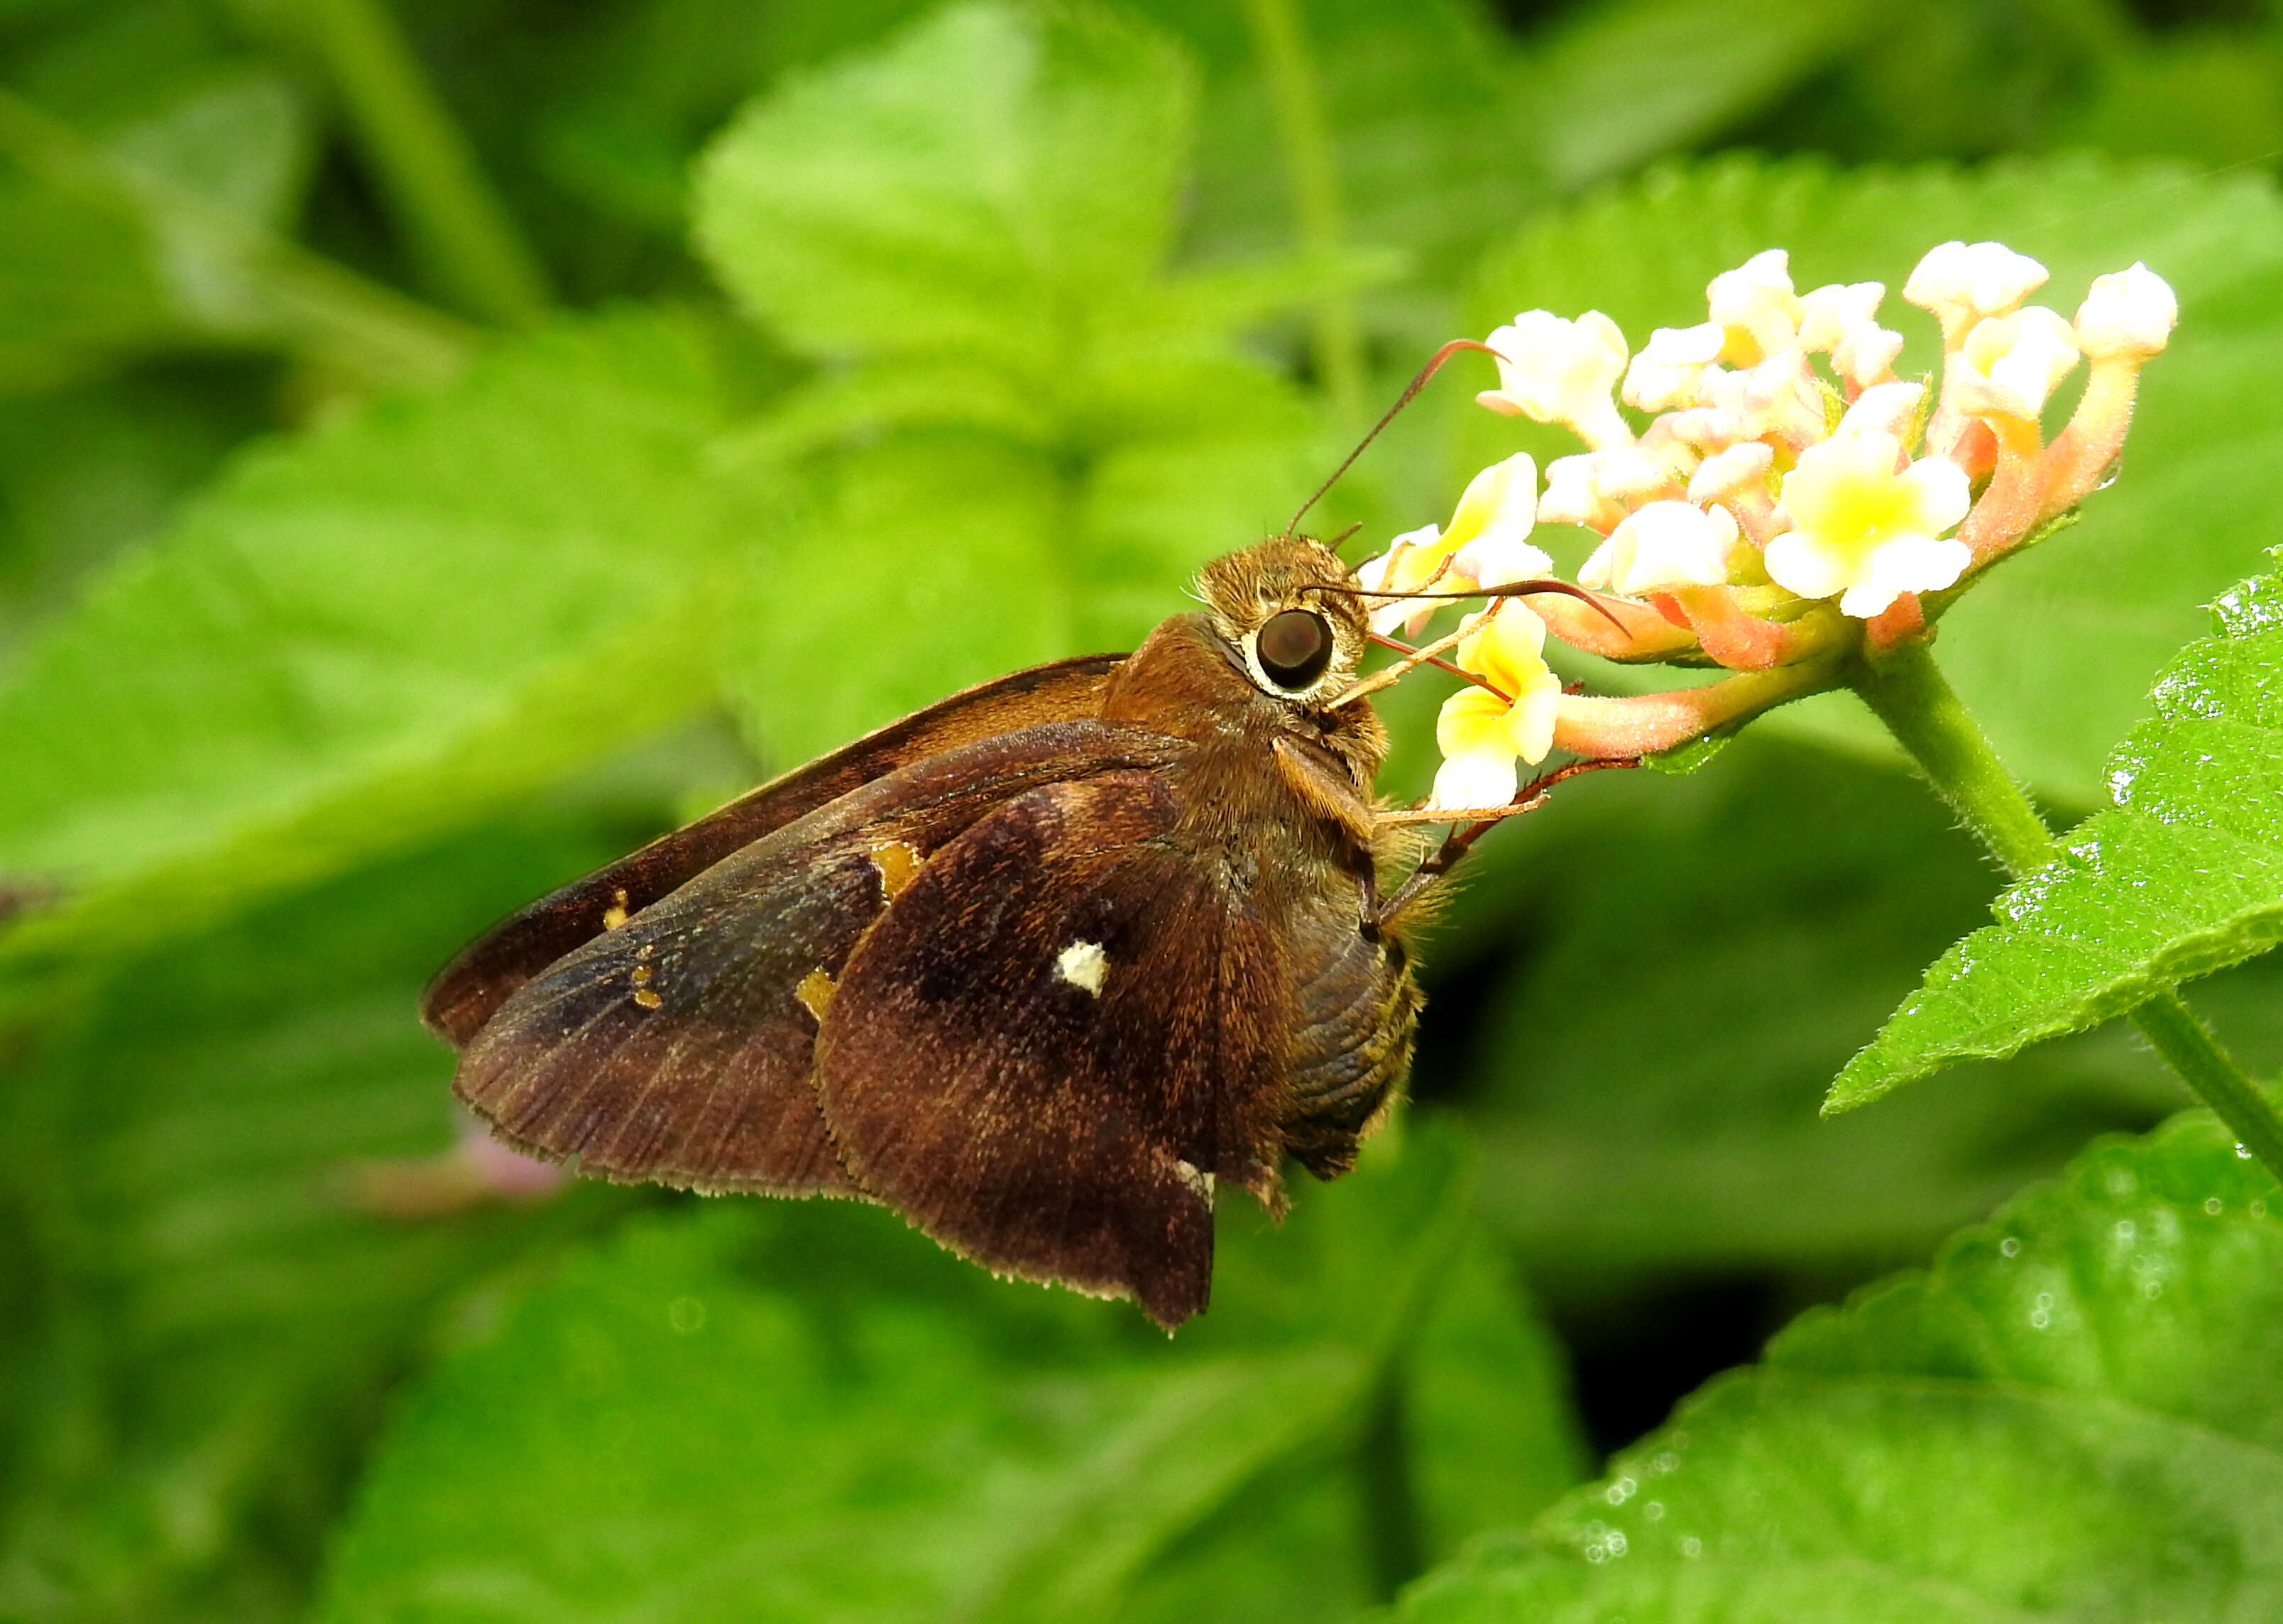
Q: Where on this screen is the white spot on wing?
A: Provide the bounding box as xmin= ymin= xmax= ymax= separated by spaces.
xmin=1056 ymin=940 xmax=1109 ymax=995
xmin=1172 ymin=1159 xmax=1216 ymax=1203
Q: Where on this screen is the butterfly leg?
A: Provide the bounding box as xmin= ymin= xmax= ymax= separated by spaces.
xmin=1357 ymin=855 xmax=1383 ymax=941
xmin=1372 ymin=757 xmax=1639 ymax=928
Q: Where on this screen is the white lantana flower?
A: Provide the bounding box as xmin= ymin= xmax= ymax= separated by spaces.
xmin=1356 ymin=455 xmax=1549 ymax=635
xmin=1393 ymin=237 xmax=2177 ymax=785
xmin=1669 ymin=351 xmax=1821 ymax=453
xmin=1768 ymin=429 xmax=1973 ymax=618
xmin=1953 ymin=307 xmax=2080 ymax=419
xmin=1580 ymin=500 xmax=1742 ymax=596
xmin=1797 ymin=281 xmax=1883 ymax=349
xmin=1621 ymin=323 xmax=1725 ymax=412
xmin=1797 ymin=280 xmax=1904 ymax=392
xmin=1479 ymin=311 xmax=1632 ymax=448
xmin=1442 ymin=453 xmax=1550 ymax=590
xmin=1354 ymin=523 xmax=1440 ymax=635
xmin=1903 ymin=241 xmax=2049 ymax=339
xmin=2074 ymin=263 xmax=2178 ymax=359
xmin=1835 ymin=379 xmax=1927 ymax=440
xmin=1686 ymin=440 xmax=1775 ymax=506
xmin=1428 ymin=607 xmax=1562 ymax=810
xmin=1707 ymin=249 xmax=1800 ymax=363
xmin=1537 ymin=447 xmax=1677 ymax=532
xmin=1536 ymin=454 xmax=1618 ymax=532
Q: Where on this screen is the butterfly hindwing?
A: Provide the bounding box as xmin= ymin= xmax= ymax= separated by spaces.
xmin=815 ymin=772 xmax=1293 ymax=1329
xmin=451 ymin=722 xmax=1182 ymax=1195
xmin=424 ymin=654 xmax=1122 ymax=1046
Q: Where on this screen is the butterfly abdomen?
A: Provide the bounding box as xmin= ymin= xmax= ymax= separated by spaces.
xmin=1278 ymin=895 xmax=1420 ymax=1178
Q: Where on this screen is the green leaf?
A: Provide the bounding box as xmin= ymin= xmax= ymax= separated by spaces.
xmin=0 ymin=362 xmax=270 ymax=664
xmin=1829 ymin=550 xmax=2283 ymax=1111
xmin=1466 ymin=155 xmax=2283 ymax=805
xmin=2057 ymin=31 xmax=2283 ymax=172
xmin=0 ymin=37 xmax=465 ymax=395
xmin=1523 ymin=0 xmax=1880 ymax=193
xmin=694 ymin=0 xmax=1190 ymax=374
xmin=691 ymin=2 xmax=1319 ymax=766
xmin=1169 ymin=0 xmax=1873 ymax=292
xmin=1396 ymin=1112 xmax=2283 ymax=1622
xmin=1435 ymin=735 xmax=2199 ymax=1293
xmin=314 ymin=1122 xmax=1583 ymax=1623
xmin=0 ymin=816 xmax=647 ymax=1620
xmin=0 ymin=312 xmax=751 ymax=980
xmin=0 ymin=80 xmax=469 ymax=395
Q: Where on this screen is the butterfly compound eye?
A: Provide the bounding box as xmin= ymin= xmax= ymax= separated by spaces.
xmin=1256 ymin=608 xmax=1334 ymax=690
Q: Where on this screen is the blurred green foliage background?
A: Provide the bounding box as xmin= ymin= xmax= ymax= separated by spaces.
xmin=2 ymin=0 xmax=2282 ymax=1619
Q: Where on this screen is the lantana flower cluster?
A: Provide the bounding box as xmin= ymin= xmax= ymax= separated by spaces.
xmin=1357 ymin=242 xmax=2178 ymax=813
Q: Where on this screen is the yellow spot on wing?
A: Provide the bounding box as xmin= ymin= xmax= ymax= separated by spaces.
xmin=602 ymin=887 xmax=632 ymax=931
xmin=869 ymin=839 xmax=921 ymax=901
xmin=632 ymin=987 xmax=662 ymax=1009
xmin=796 ymin=967 xmax=836 ymax=1022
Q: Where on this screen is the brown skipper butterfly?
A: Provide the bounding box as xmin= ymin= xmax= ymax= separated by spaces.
xmin=425 ymin=356 xmax=1603 ymax=1328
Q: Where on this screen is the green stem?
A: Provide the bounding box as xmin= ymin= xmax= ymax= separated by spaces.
xmin=302 ymin=0 xmax=552 ymax=328
xmin=1854 ymin=639 xmax=2283 ymax=1185
xmin=1241 ymin=0 xmax=1365 ymax=427
xmin=2132 ymin=994 xmax=2283 ymax=1181
xmin=1852 ymin=640 xmax=2055 ymax=877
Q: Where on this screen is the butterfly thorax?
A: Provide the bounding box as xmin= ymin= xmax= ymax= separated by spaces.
xmin=1100 ymin=534 xmax=1386 ymax=862
xmin=1100 ymin=611 xmax=1385 ymax=869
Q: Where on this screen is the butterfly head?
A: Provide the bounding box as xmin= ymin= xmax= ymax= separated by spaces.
xmin=1196 ymin=537 xmax=1370 ymax=708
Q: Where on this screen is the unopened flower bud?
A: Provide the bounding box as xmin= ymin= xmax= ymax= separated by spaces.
xmin=2074 ymin=263 xmax=2177 ymax=359
xmin=1903 ymin=241 xmax=2049 ymax=340
xmin=1799 ymin=280 xmax=1903 ymax=391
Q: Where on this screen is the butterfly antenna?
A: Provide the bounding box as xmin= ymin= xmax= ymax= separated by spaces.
xmin=1310 ymin=577 xmax=1629 ymax=634
xmin=1281 ymin=338 xmax=1501 ymax=543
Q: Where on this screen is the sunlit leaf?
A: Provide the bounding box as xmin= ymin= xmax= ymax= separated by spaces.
xmin=695 ymin=0 xmax=1190 ymax=371
xmin=1830 ymin=550 xmax=2283 ymax=1110
xmin=1398 ymin=1112 xmax=2283 ymax=1621
xmin=692 ymin=2 xmax=1318 ymax=765
xmin=0 ymin=313 xmax=753 ymax=980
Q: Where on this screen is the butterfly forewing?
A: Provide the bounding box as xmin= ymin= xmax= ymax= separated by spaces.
xmin=424 ymin=654 xmax=1122 ymax=1046
xmin=451 ymin=722 xmax=1181 ymax=1195
xmin=815 ymin=773 xmax=1292 ymax=1329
